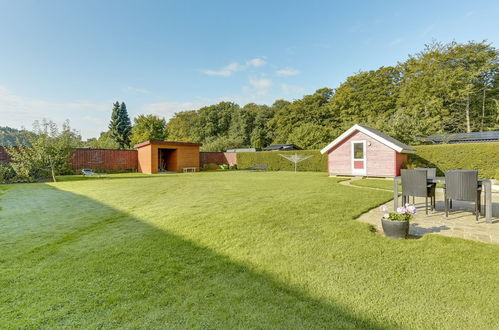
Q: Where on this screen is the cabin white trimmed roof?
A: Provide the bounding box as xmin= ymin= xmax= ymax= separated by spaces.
xmin=320 ymin=124 xmax=416 ymax=154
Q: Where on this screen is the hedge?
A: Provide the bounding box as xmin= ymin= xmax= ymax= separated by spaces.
xmin=237 ymin=143 xmax=499 ymax=177
xmin=237 ymin=150 xmax=327 ymax=172
xmin=408 ymin=143 xmax=499 ymax=179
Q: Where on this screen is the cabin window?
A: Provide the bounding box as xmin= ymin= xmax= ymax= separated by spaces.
xmin=353 ymin=142 xmax=364 ymax=159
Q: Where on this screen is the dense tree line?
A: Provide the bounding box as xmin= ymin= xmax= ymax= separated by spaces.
xmin=162 ymin=40 xmax=499 ymax=150
xmin=81 ymin=40 xmax=499 ymax=151
xmin=2 ymin=41 xmax=498 ymax=152
xmin=0 ymin=127 xmax=31 ymax=146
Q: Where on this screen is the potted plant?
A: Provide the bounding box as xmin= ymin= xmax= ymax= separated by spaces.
xmin=379 ymin=204 xmax=416 ymax=239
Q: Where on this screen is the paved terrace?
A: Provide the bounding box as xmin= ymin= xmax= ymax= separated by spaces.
xmin=342 ymin=178 xmax=499 ymax=244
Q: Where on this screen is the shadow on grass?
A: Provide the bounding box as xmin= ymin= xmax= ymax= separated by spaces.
xmin=1 ymin=184 xmax=393 ymax=329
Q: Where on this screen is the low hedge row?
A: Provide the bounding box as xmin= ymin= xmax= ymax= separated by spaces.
xmin=408 ymin=143 xmax=499 ymax=179
xmin=237 ymin=150 xmax=327 ymax=172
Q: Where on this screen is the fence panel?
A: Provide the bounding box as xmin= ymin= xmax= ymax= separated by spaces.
xmin=70 ymin=149 xmax=138 ymax=170
xmin=200 ymin=152 xmax=237 ymax=167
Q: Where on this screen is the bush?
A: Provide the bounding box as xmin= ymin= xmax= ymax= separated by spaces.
xmin=237 ymin=150 xmax=327 ymax=172
xmin=407 ymin=143 xmax=499 ymax=178
xmin=202 ymin=163 xmax=220 ymax=171
xmin=0 ymin=162 xmax=17 ymax=183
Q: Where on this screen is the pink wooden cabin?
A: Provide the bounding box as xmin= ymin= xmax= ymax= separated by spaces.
xmin=320 ymin=124 xmax=415 ymax=177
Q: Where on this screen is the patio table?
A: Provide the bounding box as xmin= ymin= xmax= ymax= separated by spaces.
xmin=393 ymin=176 xmax=493 ymax=223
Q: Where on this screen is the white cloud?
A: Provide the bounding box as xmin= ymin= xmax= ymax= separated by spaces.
xmin=202 ymin=57 xmax=266 ymax=77
xmin=245 ymin=77 xmax=273 ymax=98
xmin=203 ymin=62 xmax=245 ymax=77
xmin=249 ymin=77 xmax=272 ymax=90
xmin=0 ymin=85 xmax=109 ymax=139
xmin=281 ymin=83 xmax=305 ymax=96
xmin=249 ymin=78 xmax=272 ymax=93
xmin=246 ymin=57 xmax=266 ymax=67
xmin=276 ymin=67 xmax=300 ymax=77
xmin=123 ymin=86 xmax=151 ymax=94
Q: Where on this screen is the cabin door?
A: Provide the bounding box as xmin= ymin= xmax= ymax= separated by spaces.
xmin=351 ymin=140 xmax=366 ymax=175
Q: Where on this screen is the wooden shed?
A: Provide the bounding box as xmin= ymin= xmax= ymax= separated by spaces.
xmin=134 ymin=140 xmax=202 ymax=174
xmin=320 ymin=124 xmax=415 ymax=177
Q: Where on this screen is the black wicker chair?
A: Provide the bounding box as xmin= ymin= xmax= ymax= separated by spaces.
xmin=413 ymin=168 xmax=437 ymax=206
xmin=444 ymin=170 xmax=481 ymax=222
xmin=401 ymin=169 xmax=435 ymax=215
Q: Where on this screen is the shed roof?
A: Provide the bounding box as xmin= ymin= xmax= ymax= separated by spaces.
xmin=419 ymin=131 xmax=499 ymax=144
xmin=320 ymin=124 xmax=415 ymax=154
xmin=263 ymin=144 xmax=301 ymax=151
xmin=226 ymin=148 xmax=262 ymax=152
xmin=134 ymin=140 xmax=202 ymax=149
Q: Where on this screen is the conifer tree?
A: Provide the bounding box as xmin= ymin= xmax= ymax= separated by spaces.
xmin=108 ymin=101 xmax=132 ymax=149
xmin=119 ymin=102 xmax=132 ymax=148
xmin=108 ymin=101 xmax=122 ymax=148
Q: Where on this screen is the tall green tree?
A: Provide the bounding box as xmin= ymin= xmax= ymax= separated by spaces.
xmin=197 ymin=102 xmax=239 ymax=141
xmin=250 ymin=104 xmax=275 ymax=148
xmin=397 ymin=41 xmax=499 ymax=136
xmin=165 ymin=110 xmax=201 ymax=142
xmin=228 ymin=107 xmax=253 ymax=145
xmin=286 ymin=123 xmax=335 ymax=149
xmin=109 ymin=101 xmax=132 ymax=149
xmin=269 ymin=88 xmax=336 ymax=144
xmin=130 ymin=114 xmax=166 ymax=146
xmin=330 ymin=66 xmax=401 ymax=130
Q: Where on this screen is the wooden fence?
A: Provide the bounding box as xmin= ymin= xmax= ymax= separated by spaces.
xmin=2 ymin=147 xmax=238 ymax=171
xmin=0 ymin=146 xmax=11 ymax=163
xmin=70 ymin=148 xmax=138 ymax=170
xmin=199 ymin=152 xmax=237 ymax=167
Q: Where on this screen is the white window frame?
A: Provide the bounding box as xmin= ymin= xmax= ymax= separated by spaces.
xmin=351 ymin=140 xmax=367 ymax=175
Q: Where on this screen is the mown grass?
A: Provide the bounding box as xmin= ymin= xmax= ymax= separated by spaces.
xmin=1 ymin=172 xmax=499 ymax=328
xmin=350 ymin=178 xmax=399 ymax=191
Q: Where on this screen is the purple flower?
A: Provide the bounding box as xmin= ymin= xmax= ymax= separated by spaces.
xmin=396 ymin=207 xmax=406 ymax=214
xmin=379 ymin=205 xmax=388 ymax=212
xmin=406 ymin=205 xmax=417 ymax=214
xmin=383 ymin=213 xmax=390 ymax=219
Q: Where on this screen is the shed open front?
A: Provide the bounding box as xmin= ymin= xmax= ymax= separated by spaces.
xmin=158 ymin=148 xmax=177 ymax=172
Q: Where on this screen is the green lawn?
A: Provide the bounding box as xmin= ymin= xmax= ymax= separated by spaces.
xmin=350 ymin=178 xmax=399 ymax=191
xmin=1 ymin=172 xmax=499 ymax=328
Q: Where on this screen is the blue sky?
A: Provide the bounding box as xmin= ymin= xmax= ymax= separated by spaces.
xmin=1 ymin=0 xmax=498 ymax=139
